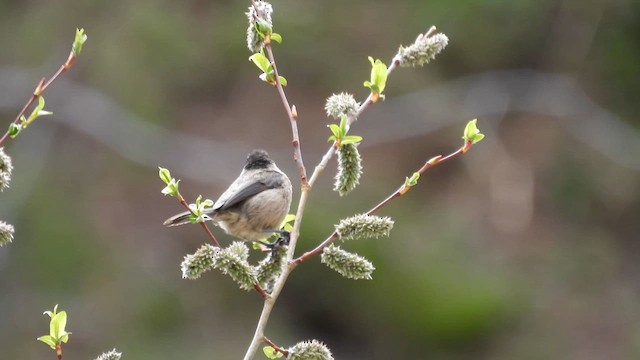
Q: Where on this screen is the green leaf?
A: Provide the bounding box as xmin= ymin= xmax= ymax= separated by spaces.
xmin=72 ymin=28 xmax=88 ymax=56
xmin=158 ymin=167 xmax=172 ymax=184
xmin=372 ymin=60 xmax=388 ymax=93
xmin=249 ymin=52 xmax=271 ymax=73
xmin=50 ymin=311 xmax=67 ymax=339
xmin=462 ymin=119 xmax=484 ymax=144
xmin=37 ymin=335 xmax=57 ymax=349
xmin=202 ymin=199 xmax=213 ymax=207
xmin=263 ymin=346 xmax=283 ymax=359
xmin=341 ymin=135 xmax=363 ymax=145
xmin=328 ymin=124 xmax=342 ymax=139
xmin=59 ymin=332 xmax=70 ymax=343
xmin=472 ymin=133 xmax=485 ymax=143
xmin=35 ymin=96 xmax=46 ymax=113
xmin=405 ymin=172 xmax=420 ymax=186
xmin=364 ymin=57 xmax=388 ymax=95
xmin=278 ymin=76 xmax=287 ymax=86
xmin=339 ymin=114 xmax=348 ymax=134
xmin=271 ymin=33 xmax=282 ymax=43
xmin=161 ymin=179 xmax=180 ymax=197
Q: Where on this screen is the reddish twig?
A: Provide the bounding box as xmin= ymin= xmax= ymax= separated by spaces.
xmin=263 ymin=336 xmax=289 ymax=357
xmin=0 ymin=52 xmax=78 ymax=147
xmin=177 ymin=195 xmax=270 ymax=298
xmin=177 ymin=196 xmax=221 ymax=248
xmin=253 ymin=284 xmax=269 ymax=300
xmin=263 ymin=39 xmax=309 ymax=188
xmin=293 ymin=141 xmax=472 ymax=264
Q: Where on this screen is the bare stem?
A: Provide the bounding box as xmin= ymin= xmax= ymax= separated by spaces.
xmin=264 ymin=41 xmax=309 ymax=187
xmin=0 ymin=53 xmax=77 ymax=147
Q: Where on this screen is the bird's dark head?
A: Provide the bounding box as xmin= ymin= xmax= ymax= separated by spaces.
xmin=245 ymin=149 xmax=274 ymax=170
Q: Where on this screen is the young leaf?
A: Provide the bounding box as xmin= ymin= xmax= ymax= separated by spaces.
xmin=340 ymin=135 xmax=363 ymax=145
xmin=50 ymin=311 xmax=68 ymax=340
xmin=263 ymin=346 xmax=283 ymax=359
xmin=37 ymin=335 xmax=57 ymax=349
xmin=249 ymin=52 xmax=271 ymax=73
xmin=271 ymin=33 xmax=282 ymax=43
xmin=158 ymin=167 xmax=172 ymax=184
xmin=328 ymin=124 xmax=342 ymax=140
xmin=278 ymin=76 xmax=287 ymax=86
xmin=462 ymin=119 xmax=485 ymax=144
xmin=405 ymin=171 xmax=420 ymax=186
xmin=280 ymin=213 xmax=296 ymax=232
xmin=72 ymin=28 xmax=88 ymax=56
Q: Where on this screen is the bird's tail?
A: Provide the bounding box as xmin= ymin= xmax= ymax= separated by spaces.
xmin=163 ymin=211 xmax=193 ymax=227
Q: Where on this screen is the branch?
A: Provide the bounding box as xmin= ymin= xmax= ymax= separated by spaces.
xmin=177 ymin=195 xmax=221 ymax=248
xmin=308 ymin=58 xmax=400 ymax=187
xmin=264 ymin=38 xmax=308 ymax=187
xmin=263 ymin=336 xmax=289 ymax=357
xmin=0 ymin=43 xmax=81 ymax=147
xmin=294 ymin=141 xmax=472 ymax=264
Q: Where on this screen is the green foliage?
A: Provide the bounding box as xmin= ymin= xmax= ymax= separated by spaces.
xmin=158 ymin=167 xmax=180 ymax=197
xmin=363 ymin=56 xmax=388 ymax=100
xmin=72 ymin=28 xmax=88 ymax=56
xmin=462 ymin=119 xmax=484 ymax=144
xmin=188 ymin=195 xmax=214 ymax=224
xmin=9 ymin=96 xmax=52 ymax=139
xmin=405 ymin=171 xmax=420 ymax=187
xmin=37 ymin=304 xmax=71 ymax=350
xmin=327 ymin=114 xmax=362 ymax=146
xmin=263 ymin=346 xmax=283 ymax=359
xmin=249 ymin=50 xmax=287 ymax=86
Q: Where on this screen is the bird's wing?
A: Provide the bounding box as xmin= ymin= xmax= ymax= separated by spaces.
xmin=214 ymin=173 xmax=283 ymax=211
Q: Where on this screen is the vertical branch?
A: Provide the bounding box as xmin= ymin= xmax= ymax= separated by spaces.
xmin=263 ymin=41 xmax=308 ymax=187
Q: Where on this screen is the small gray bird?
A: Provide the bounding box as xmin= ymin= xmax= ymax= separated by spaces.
xmin=163 ymin=149 xmax=292 ymax=242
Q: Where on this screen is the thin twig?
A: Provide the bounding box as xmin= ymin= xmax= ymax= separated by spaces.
xmin=0 ymin=54 xmax=77 ymax=147
xmin=263 ymin=336 xmax=289 ymax=357
xmin=293 ymin=141 xmax=472 ymax=264
xmin=177 ymin=196 xmax=221 ymax=247
xmin=263 ymin=40 xmax=309 ymax=187
xmin=308 ymin=58 xmax=400 ymax=187
xmin=177 ymin=195 xmax=272 ymax=297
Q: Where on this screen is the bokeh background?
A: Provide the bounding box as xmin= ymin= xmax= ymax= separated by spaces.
xmin=1 ymin=0 xmax=639 ymax=359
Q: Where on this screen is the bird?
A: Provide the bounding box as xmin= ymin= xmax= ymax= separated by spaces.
xmin=163 ymin=149 xmax=292 ymax=243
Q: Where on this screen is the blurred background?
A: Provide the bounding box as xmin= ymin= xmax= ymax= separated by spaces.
xmin=0 ymin=0 xmax=639 ymax=359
